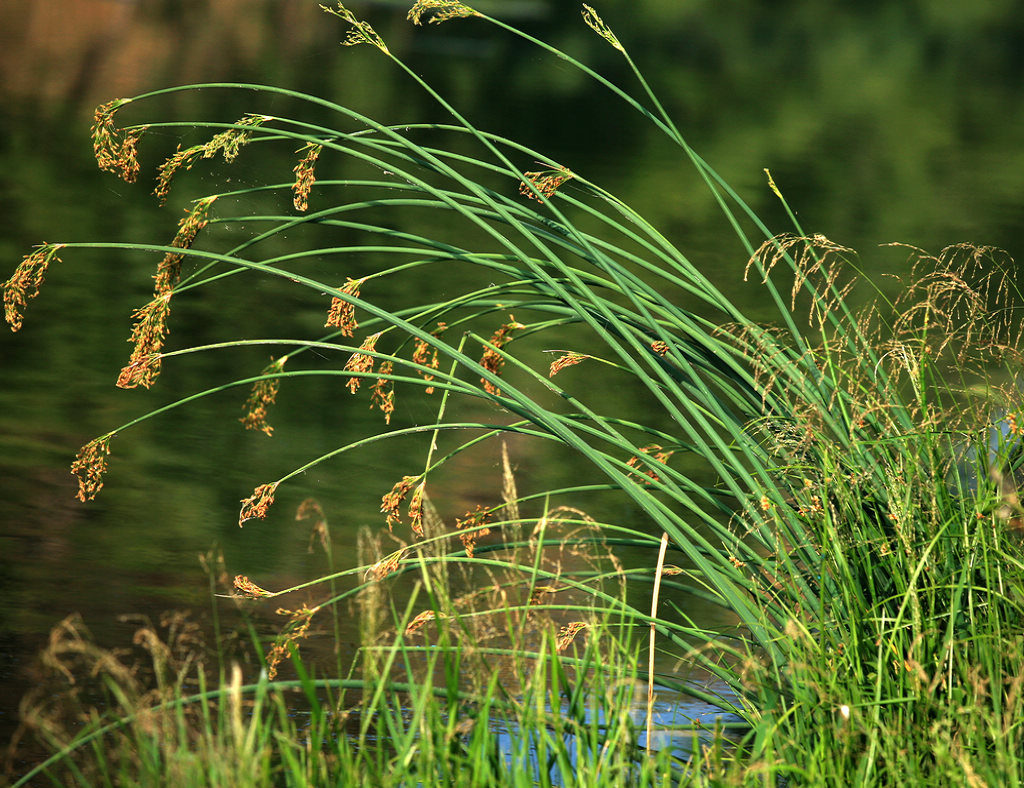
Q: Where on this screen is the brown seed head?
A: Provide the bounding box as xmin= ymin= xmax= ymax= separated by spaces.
xmin=153 ymin=145 xmax=205 ymax=206
xmin=154 ymin=196 xmax=218 ymax=296
xmin=556 ymin=621 xmax=589 ymax=653
xmin=626 ymin=444 xmax=674 ymax=485
xmin=233 ymin=575 xmax=273 ymax=598
xmin=519 ymin=165 xmax=574 ymax=202
xmin=549 ymin=351 xmax=586 ymax=377
xmin=411 ymin=337 xmax=440 ymax=394
xmin=153 ymin=116 xmax=267 ymax=205
xmin=239 ymin=482 xmax=279 ymax=527
xmin=404 ymin=609 xmax=437 ymax=635
xmin=4 ymin=243 xmax=64 ymax=332
xmin=407 ymin=482 xmax=425 ymax=537
xmin=291 ymin=142 xmax=323 ymax=212
xmin=241 ymin=357 xmax=287 ymax=436
xmin=325 ymin=277 xmax=364 ymax=336
xmin=480 ymin=315 xmax=525 ymax=396
xmin=455 ymin=504 xmax=492 ymax=558
xmin=265 ymin=603 xmax=319 ymax=679
xmin=70 ymin=434 xmax=114 ymax=502
xmin=381 ymin=475 xmax=420 ymax=530
xmin=91 ymin=99 xmax=145 ymax=182
xmin=118 ymin=293 xmax=172 ymax=389
xmin=370 ymin=360 xmax=395 ymax=424
xmin=366 ymin=547 xmax=407 ymax=582
xmin=344 ymin=331 xmax=381 ymax=393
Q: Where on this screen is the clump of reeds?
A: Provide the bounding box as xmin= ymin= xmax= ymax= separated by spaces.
xmin=7 ymin=2 xmax=1024 ymax=784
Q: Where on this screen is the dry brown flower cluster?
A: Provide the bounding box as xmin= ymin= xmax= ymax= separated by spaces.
xmin=117 ymin=198 xmax=219 ymax=390
xmin=548 ymin=351 xmax=586 ymax=377
xmin=626 ymin=444 xmax=675 ymax=484
xmin=116 ymin=294 xmax=171 ymax=389
xmin=519 ymin=165 xmax=574 ymax=202
xmin=556 ymin=621 xmax=589 ymax=652
xmin=366 ymin=547 xmax=407 ymax=582
xmin=3 ymin=243 xmax=63 ymax=332
xmin=370 ymin=360 xmax=395 ymax=424
xmin=233 ymin=575 xmax=273 ymax=598
xmin=480 ymin=316 xmax=525 ymax=396
xmin=404 ymin=609 xmax=437 ymax=635
xmin=265 ymin=604 xmax=319 ymax=679
xmin=154 ymin=196 xmax=218 ymax=296
xmin=380 ymin=475 xmax=422 ymax=531
xmin=325 ymin=277 xmax=364 ymax=336
xmin=455 ymin=504 xmax=493 ymax=558
xmin=344 ymin=331 xmax=382 ymax=393
xmin=70 ymin=435 xmax=113 ymax=502
xmin=412 ymin=321 xmax=447 ymax=393
xmin=238 ymin=482 xmax=279 ymax=527
xmin=240 ymin=357 xmax=287 ymax=435
xmin=406 ymin=482 xmax=425 ymax=536
xmin=91 ymin=99 xmax=147 ymax=182
xmin=291 ymin=142 xmax=323 ymax=212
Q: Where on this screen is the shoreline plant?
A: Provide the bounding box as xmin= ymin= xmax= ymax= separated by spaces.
xmin=6 ymin=2 xmax=1024 ymax=784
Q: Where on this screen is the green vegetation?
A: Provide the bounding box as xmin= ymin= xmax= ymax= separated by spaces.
xmin=6 ymin=2 xmax=1024 ymax=785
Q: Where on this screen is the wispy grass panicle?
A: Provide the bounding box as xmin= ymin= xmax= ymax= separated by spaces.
xmin=581 ymin=4 xmax=623 ymax=52
xmin=3 ymin=243 xmax=63 ymax=332
xmin=320 ymin=3 xmax=390 ymax=53
xmin=70 ymin=435 xmax=114 ymax=502
xmin=291 ymin=142 xmax=323 ymax=212
xmin=240 ymin=357 xmax=287 ymax=436
xmin=407 ymin=1 xmax=481 ymax=25
xmin=153 ymin=115 xmax=268 ymax=205
xmin=745 ymin=233 xmax=856 ymax=331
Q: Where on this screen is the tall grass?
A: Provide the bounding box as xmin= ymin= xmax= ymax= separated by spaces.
xmin=6 ymin=2 xmax=1024 ymax=784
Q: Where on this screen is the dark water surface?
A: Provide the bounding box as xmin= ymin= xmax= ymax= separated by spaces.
xmin=2 ymin=0 xmax=1023 ymax=764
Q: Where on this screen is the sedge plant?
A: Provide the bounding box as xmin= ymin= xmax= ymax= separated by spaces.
xmin=7 ymin=2 xmax=1024 ymax=784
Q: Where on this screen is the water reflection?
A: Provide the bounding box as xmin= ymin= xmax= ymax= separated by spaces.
xmin=3 ymin=0 xmax=1024 ymax=765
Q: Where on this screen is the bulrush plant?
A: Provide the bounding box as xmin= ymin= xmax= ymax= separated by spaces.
xmin=7 ymin=1 xmax=1024 ymax=784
